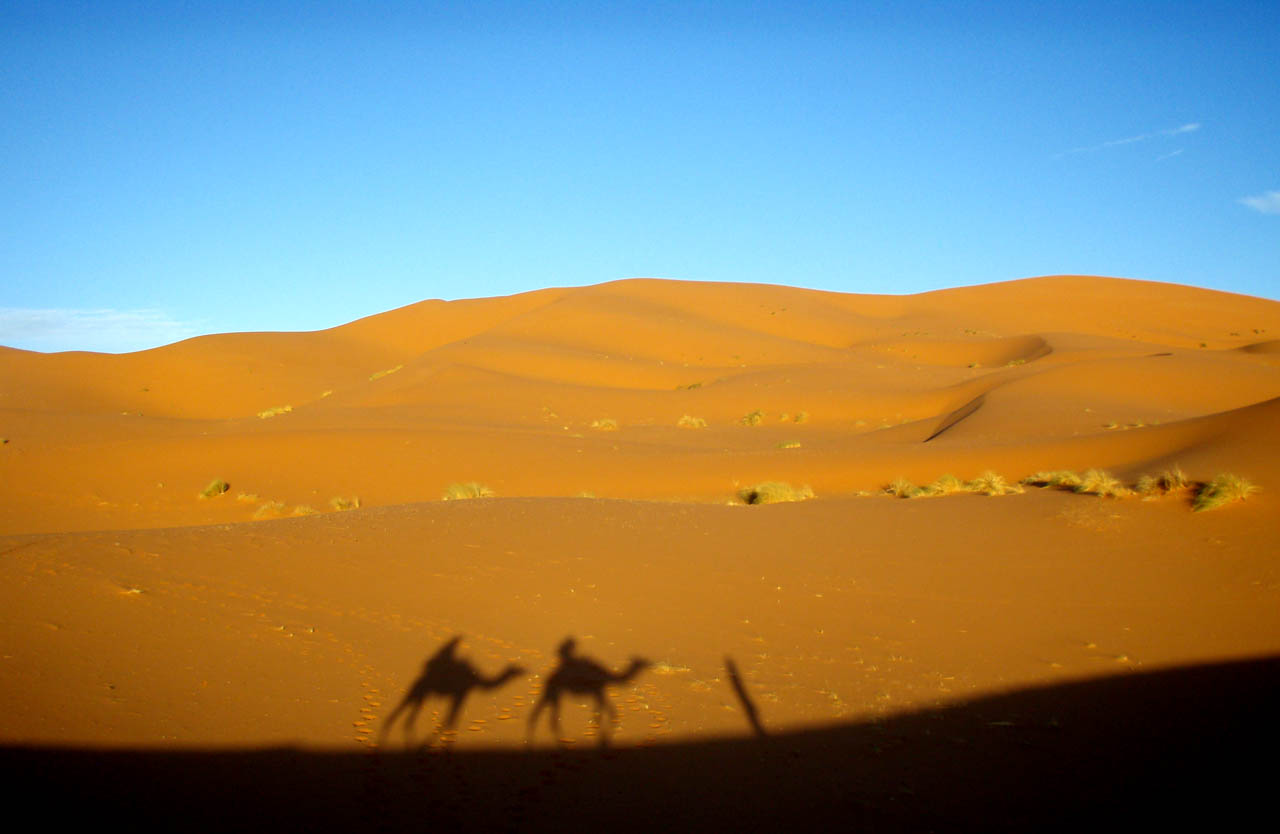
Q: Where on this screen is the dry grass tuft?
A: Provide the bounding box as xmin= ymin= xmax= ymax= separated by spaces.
xmin=738 ymin=482 xmax=814 ymax=505
xmin=777 ymin=440 xmax=802 ymax=449
xmin=257 ymin=405 xmax=292 ymax=419
xmin=199 ymin=479 xmax=230 ymax=499
xmin=1075 ymin=469 xmax=1131 ymax=498
xmin=967 ymin=471 xmax=1023 ymax=496
xmin=677 ymin=415 xmax=708 ymax=429
xmin=1137 ymin=465 xmax=1191 ymax=497
xmin=1192 ymin=474 xmax=1259 ymax=512
xmin=253 ymin=501 xmax=287 ymax=520
xmin=1023 ymin=470 xmax=1084 ymax=489
xmin=291 ymin=505 xmax=318 ymax=517
xmin=886 ymin=477 xmax=924 ymax=499
xmin=369 ymin=364 xmax=403 ymax=381
xmin=921 ymin=474 xmax=970 ymax=496
xmin=329 ymin=496 xmax=361 ymax=511
xmin=442 ymin=482 xmax=495 ymax=501
xmin=589 ymin=418 xmax=619 ymax=431
xmin=739 ymin=410 xmax=764 ymax=427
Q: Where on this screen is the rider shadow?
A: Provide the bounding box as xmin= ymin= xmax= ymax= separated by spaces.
xmin=379 ymin=635 xmax=525 ymax=749
xmin=527 ymin=636 xmax=649 ymax=747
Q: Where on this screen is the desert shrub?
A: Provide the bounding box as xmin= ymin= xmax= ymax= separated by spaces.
xmin=1075 ymin=469 xmax=1131 ymax=498
xmin=967 ymin=471 xmax=1023 ymax=496
xmin=739 ymin=410 xmax=764 ymax=426
xmin=677 ymin=415 xmax=708 ymax=429
xmin=329 ymin=496 xmax=361 ymax=511
xmin=199 ymin=479 xmax=230 ymax=499
xmin=777 ymin=440 xmax=802 ymax=449
xmin=886 ymin=477 xmax=923 ymax=499
xmin=253 ymin=501 xmax=286 ymax=519
xmin=1192 ymin=474 xmax=1258 ymax=512
xmin=257 ymin=405 xmax=292 ymax=419
xmin=1023 ymin=470 xmax=1083 ymax=489
xmin=921 ymin=474 xmax=970 ymax=496
xmin=589 ymin=418 xmax=619 ymax=431
xmin=1137 ymin=465 xmax=1190 ymax=497
xmin=738 ymin=482 xmax=814 ymax=505
xmin=291 ymin=505 xmax=318 ymax=516
xmin=442 ymin=482 xmax=495 ymax=501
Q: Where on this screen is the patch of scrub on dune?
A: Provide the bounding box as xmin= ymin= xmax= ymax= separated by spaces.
xmin=677 ymin=415 xmax=708 ymax=428
xmin=199 ymin=478 xmax=230 ymax=499
xmin=737 ymin=482 xmax=814 ymax=505
xmin=369 ymin=364 xmax=403 ymax=381
xmin=739 ymin=410 xmax=764 ymax=426
xmin=1193 ymin=474 xmax=1259 ymax=512
xmin=442 ymin=482 xmax=495 ymax=500
xmin=589 ymin=418 xmax=619 ymax=431
xmin=257 ymin=405 xmax=292 ymax=419
xmin=1135 ymin=466 xmax=1190 ymax=498
xmin=329 ymin=496 xmax=361 ymax=511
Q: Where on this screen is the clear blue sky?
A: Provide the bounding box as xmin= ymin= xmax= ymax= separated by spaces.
xmin=2 ymin=1 xmax=1277 ymax=352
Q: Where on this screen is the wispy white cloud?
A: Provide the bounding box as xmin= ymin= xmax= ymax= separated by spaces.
xmin=1154 ymin=149 xmax=1185 ymax=162
xmin=1239 ymin=190 xmax=1280 ymax=215
xmin=0 ymin=307 xmax=203 ymax=353
xmin=1059 ymin=122 xmax=1201 ymax=157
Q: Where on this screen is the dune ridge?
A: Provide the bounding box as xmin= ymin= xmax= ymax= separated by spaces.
xmin=1 ymin=275 xmax=1275 ymax=535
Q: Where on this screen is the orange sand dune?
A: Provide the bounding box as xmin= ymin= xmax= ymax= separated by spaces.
xmin=1 ymin=275 xmax=1277 ymax=826
xmin=1 ymin=275 xmax=1276 ymax=533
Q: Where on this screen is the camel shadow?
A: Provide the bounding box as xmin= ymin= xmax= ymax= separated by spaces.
xmin=379 ymin=635 xmax=524 ymax=749
xmin=527 ymin=636 xmax=649 ymax=746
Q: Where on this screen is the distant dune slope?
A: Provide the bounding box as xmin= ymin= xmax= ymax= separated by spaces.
xmin=1 ymin=275 xmax=1276 ymax=534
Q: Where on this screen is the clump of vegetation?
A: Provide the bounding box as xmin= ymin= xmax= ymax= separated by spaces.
xmin=738 ymin=482 xmax=814 ymax=505
xmin=253 ymin=501 xmax=287 ymax=520
xmin=199 ymin=479 xmax=230 ymax=499
xmin=967 ymin=471 xmax=1023 ymax=496
xmin=369 ymin=364 xmax=403 ymax=381
xmin=590 ymin=418 xmax=619 ymax=431
xmin=921 ymin=474 xmax=970 ymax=496
xmin=257 ymin=405 xmax=292 ymax=419
xmin=1136 ymin=465 xmax=1191 ymax=497
xmin=236 ymin=492 xmax=259 ymax=503
xmin=677 ymin=415 xmax=708 ymax=428
xmin=329 ymin=496 xmax=361 ymax=511
xmin=777 ymin=440 xmax=802 ymax=449
xmin=739 ymin=410 xmax=764 ymax=426
xmin=1192 ymin=474 xmax=1259 ymax=512
xmin=291 ymin=505 xmax=318 ymax=516
xmin=886 ymin=477 xmax=923 ymax=499
xmin=442 ymin=482 xmax=495 ymax=500
xmin=1023 ymin=470 xmax=1084 ymax=489
xmin=1074 ymin=469 xmax=1131 ymax=498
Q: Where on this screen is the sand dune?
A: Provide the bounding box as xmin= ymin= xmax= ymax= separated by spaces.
xmin=1 ymin=275 xmax=1276 ymax=826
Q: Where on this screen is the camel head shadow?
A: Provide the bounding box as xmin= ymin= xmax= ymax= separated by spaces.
xmin=379 ymin=635 xmax=525 ymax=749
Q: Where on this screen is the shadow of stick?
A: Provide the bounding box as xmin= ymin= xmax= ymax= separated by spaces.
xmin=725 ymin=656 xmax=766 ymax=738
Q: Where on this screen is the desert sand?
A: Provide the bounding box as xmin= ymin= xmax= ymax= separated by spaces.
xmin=2 ymin=275 xmax=1278 ymax=829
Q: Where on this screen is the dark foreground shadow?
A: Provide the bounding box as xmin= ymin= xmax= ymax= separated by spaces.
xmin=5 ymin=656 xmax=1278 ymax=832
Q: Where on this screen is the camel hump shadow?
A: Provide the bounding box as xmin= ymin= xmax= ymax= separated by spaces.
xmin=527 ymin=636 xmax=649 ymax=745
xmin=380 ymin=635 xmax=525 ymax=748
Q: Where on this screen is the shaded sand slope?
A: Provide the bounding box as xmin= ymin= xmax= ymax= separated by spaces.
xmin=1 ymin=275 xmax=1277 ymax=534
